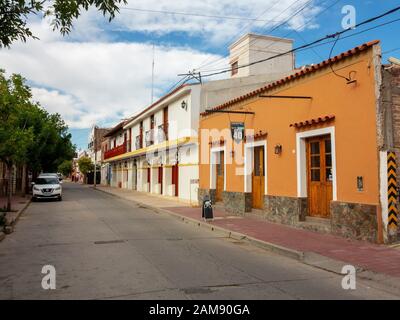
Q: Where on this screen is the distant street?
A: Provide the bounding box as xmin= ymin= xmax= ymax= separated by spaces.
xmin=0 ymin=182 xmax=399 ymax=299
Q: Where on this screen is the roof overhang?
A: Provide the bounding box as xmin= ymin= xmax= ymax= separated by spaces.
xmin=123 ymin=85 xmax=193 ymax=129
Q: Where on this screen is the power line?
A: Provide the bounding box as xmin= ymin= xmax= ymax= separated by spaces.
xmin=192 ymin=2 xmax=282 ymax=72
xmin=198 ymin=6 xmax=400 ymax=79
xmin=120 ymin=6 xmax=286 ymax=22
xmin=163 ymin=1 xmax=299 ymax=95
xmin=383 ymin=47 xmax=400 ymax=55
xmin=194 ymin=0 xmax=309 ymax=72
xmin=197 ymin=0 xmax=340 ymax=73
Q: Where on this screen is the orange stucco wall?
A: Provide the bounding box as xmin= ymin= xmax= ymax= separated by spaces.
xmin=199 ymin=48 xmax=380 ymax=205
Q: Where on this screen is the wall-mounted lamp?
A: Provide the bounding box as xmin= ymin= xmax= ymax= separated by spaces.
xmin=181 ymin=100 xmax=187 ymax=111
xmin=274 ymin=144 xmax=282 ymax=155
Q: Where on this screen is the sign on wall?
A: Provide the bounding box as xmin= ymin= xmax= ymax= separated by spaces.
xmin=388 ymin=152 xmax=398 ymax=230
xmin=231 ymin=122 xmax=245 ymax=143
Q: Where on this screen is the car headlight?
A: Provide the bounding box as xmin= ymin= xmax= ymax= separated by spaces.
xmin=54 ymin=186 xmax=61 ymax=191
xmin=33 ymin=186 xmax=39 ymax=191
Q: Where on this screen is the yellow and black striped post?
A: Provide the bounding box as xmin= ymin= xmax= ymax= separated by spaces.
xmin=387 ymin=152 xmax=398 ymax=230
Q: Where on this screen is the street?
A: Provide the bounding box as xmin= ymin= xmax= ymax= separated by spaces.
xmin=0 ymin=182 xmax=399 ymax=299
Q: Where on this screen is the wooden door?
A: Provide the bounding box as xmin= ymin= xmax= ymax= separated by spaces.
xmin=306 ymin=135 xmax=333 ymax=218
xmin=172 ymin=164 xmax=179 ymax=197
xmin=158 ymin=166 xmax=163 ymax=194
xmin=132 ymin=165 xmax=137 ymax=190
xmin=252 ymin=146 xmax=265 ymax=209
xmin=216 ymin=151 xmax=224 ymax=202
xmin=147 ymin=167 xmax=150 ymax=192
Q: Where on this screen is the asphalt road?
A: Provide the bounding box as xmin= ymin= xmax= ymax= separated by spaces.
xmin=0 ymin=182 xmax=399 ymax=300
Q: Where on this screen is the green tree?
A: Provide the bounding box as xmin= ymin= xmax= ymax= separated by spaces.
xmin=25 ymin=110 xmax=76 ymax=174
xmin=0 ymin=69 xmax=76 ymax=209
xmin=77 ymin=156 xmax=93 ymax=182
xmin=0 ymin=70 xmax=34 ymax=211
xmin=58 ymin=159 xmax=72 ymax=177
xmin=0 ymin=0 xmax=127 ymax=47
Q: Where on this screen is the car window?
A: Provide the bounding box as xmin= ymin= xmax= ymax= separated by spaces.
xmin=35 ymin=178 xmax=59 ymax=185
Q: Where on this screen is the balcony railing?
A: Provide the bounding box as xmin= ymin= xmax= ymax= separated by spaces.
xmin=145 ymin=130 xmax=154 ymax=147
xmin=104 ymin=143 xmax=127 ymax=160
xmin=135 ymin=135 xmax=142 ymax=150
xmin=158 ymin=124 xmax=168 ymax=143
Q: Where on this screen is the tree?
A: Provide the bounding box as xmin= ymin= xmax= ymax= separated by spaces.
xmin=77 ymin=156 xmax=93 ymax=182
xmin=25 ymin=109 xmax=76 ymax=175
xmin=0 ymin=69 xmax=76 ymax=210
xmin=58 ymin=160 xmax=72 ymax=177
xmin=0 ymin=70 xmax=34 ymax=211
xmin=0 ymin=0 xmax=127 ymax=47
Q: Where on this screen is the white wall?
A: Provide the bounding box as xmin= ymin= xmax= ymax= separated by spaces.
xmin=229 ymin=34 xmax=294 ymax=78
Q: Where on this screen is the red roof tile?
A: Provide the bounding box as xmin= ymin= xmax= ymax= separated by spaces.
xmin=289 ymin=115 xmax=335 ymax=128
xmin=201 ymin=40 xmax=380 ymax=116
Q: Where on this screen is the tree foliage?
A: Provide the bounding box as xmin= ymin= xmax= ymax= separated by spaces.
xmin=77 ymin=156 xmax=93 ymax=175
xmin=58 ymin=159 xmax=72 ymax=176
xmin=0 ymin=69 xmax=75 ymax=210
xmin=0 ymin=70 xmax=34 ymax=167
xmin=0 ymin=0 xmax=127 ymax=47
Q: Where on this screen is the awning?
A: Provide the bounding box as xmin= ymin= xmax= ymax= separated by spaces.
xmin=290 ymin=115 xmax=335 ymax=129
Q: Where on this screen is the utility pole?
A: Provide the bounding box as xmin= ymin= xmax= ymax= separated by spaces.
xmin=151 ymin=44 xmax=155 ymax=104
xmin=93 ymin=125 xmax=97 ymax=189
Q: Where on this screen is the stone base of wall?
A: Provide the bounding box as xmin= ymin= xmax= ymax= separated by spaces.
xmin=263 ymin=195 xmax=307 ymax=226
xmin=331 ymin=201 xmax=378 ymax=243
xmin=198 ymin=188 xmax=216 ymax=205
xmin=222 ymin=191 xmax=252 ymax=215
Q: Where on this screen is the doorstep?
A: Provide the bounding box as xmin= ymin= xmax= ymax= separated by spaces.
xmin=297 ymin=216 xmax=332 ymax=234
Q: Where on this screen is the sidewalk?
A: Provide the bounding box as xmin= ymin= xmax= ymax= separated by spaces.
xmin=95 ymin=185 xmax=400 ymax=278
xmin=0 ymin=194 xmax=31 ymax=239
xmin=0 ymin=195 xmax=30 ymax=216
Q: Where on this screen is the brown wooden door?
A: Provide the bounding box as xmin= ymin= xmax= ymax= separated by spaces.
xmin=216 ymin=151 xmax=224 ymax=202
xmin=172 ymin=164 xmax=179 ymax=197
xmin=158 ymin=166 xmax=163 ymax=194
xmin=147 ymin=167 xmax=150 ymax=192
xmin=252 ymin=146 xmax=265 ymax=209
xmin=307 ymin=136 xmax=333 ymax=218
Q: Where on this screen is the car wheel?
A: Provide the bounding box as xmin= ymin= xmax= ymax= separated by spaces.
xmin=58 ymin=196 xmax=62 ymax=201
xmin=32 ymin=197 xmax=36 ymax=202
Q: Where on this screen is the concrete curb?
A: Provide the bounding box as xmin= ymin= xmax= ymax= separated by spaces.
xmin=93 ymin=187 xmax=400 ymax=289
xmin=93 ymin=187 xmax=304 ymax=261
xmin=0 ymin=198 xmax=31 ymax=242
xmin=12 ymin=199 xmax=31 ymax=226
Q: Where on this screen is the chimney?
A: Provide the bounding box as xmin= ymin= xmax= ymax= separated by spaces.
xmin=229 ymin=33 xmax=294 ymax=78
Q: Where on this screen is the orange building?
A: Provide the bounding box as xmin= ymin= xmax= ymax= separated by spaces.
xmin=199 ymin=40 xmax=400 ymax=244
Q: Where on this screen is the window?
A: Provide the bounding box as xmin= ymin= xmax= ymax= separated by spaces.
xmin=231 ymin=61 xmax=238 ymax=76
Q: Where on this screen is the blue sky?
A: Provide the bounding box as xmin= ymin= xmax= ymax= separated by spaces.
xmin=0 ymin=0 xmax=399 ymax=150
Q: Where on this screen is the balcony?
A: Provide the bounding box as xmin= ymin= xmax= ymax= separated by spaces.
xmin=104 ymin=143 xmax=127 ymax=160
xmin=145 ymin=130 xmax=154 ymax=147
xmin=158 ymin=124 xmax=168 ymax=143
xmin=135 ymin=135 xmax=143 ymax=150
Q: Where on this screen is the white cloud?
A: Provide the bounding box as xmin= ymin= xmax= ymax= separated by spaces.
xmin=0 ymin=22 xmax=220 ymax=128
xmin=0 ymin=0 xmax=323 ymax=130
xmin=112 ymin=0 xmax=322 ymax=42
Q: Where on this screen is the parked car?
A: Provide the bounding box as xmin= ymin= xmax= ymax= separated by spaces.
xmin=32 ymin=175 xmax=63 ymax=201
xmin=39 ymin=173 xmax=63 ymax=183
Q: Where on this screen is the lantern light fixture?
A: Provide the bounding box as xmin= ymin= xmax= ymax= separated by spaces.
xmin=274 ymin=144 xmax=282 ymax=155
xmin=181 ymin=100 xmax=187 ymax=111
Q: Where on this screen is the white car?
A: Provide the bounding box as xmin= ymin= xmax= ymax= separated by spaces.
xmin=39 ymin=173 xmax=62 ymax=182
xmin=32 ymin=175 xmax=63 ymax=201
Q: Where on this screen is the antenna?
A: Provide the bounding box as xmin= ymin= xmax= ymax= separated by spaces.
xmin=151 ymin=44 xmax=155 ymax=104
